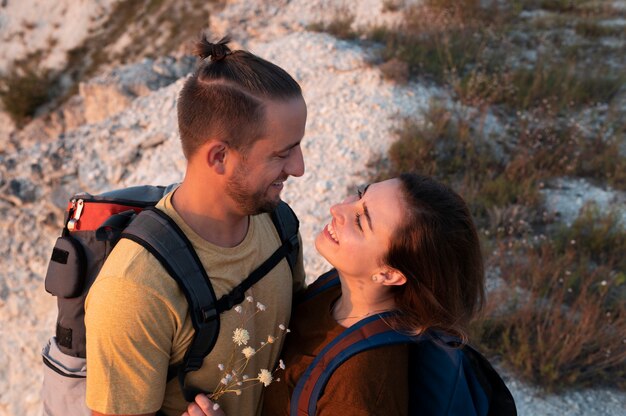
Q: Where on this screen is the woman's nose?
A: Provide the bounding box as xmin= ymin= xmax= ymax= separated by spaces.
xmin=330 ymin=197 xmax=354 ymax=224
xmin=329 ymin=204 xmax=344 ymax=224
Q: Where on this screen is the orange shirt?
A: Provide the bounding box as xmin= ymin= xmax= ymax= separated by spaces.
xmin=263 ymin=284 xmax=409 ymax=416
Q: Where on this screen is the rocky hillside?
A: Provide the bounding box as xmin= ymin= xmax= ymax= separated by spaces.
xmin=1 ymin=0 xmax=625 ymax=415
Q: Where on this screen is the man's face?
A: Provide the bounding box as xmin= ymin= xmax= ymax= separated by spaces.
xmin=225 ymin=96 xmax=307 ymax=215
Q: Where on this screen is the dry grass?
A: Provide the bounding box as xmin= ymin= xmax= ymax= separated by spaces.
xmin=0 ymin=54 xmax=58 ymax=127
xmin=351 ymin=0 xmax=626 ymax=391
xmin=3 ymin=0 xmax=223 ymax=127
xmin=307 ymin=4 xmax=357 ymax=40
xmin=475 ymin=207 xmax=626 ymax=391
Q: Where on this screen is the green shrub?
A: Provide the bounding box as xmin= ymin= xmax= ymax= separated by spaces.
xmin=366 ymin=4 xmax=493 ymax=83
xmin=307 ymin=4 xmax=357 ymax=41
xmin=575 ymin=21 xmax=625 ymax=38
xmin=0 ymin=61 xmax=55 ymax=127
xmin=475 ymin=207 xmax=626 ymax=391
xmin=504 ymin=62 xmax=622 ymax=110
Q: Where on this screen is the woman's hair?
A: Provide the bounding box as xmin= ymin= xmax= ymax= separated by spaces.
xmin=384 ymin=173 xmax=485 ymax=342
xmin=177 ymin=35 xmax=302 ymax=159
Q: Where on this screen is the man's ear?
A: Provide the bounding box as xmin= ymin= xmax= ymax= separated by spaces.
xmin=205 ymin=141 xmax=229 ymax=174
xmin=376 ymin=268 xmax=407 ymax=287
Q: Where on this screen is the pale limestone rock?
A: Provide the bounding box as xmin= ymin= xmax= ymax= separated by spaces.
xmin=79 ymin=80 xmax=135 ymax=124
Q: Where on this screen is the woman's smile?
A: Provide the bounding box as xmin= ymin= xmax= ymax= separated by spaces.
xmin=324 ymin=221 xmax=339 ymax=244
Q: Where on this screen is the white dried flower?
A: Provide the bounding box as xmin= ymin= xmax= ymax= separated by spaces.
xmin=233 ymin=328 xmax=250 ymax=346
xmin=256 ymin=302 xmax=266 ymax=311
xmin=242 ymin=346 xmax=256 ymax=358
xmin=234 ymin=305 xmax=243 ymax=313
xmin=213 ymin=403 xmax=220 ymax=411
xmin=218 ymin=363 xmax=225 ymax=371
xmin=220 ymin=377 xmax=228 ymax=385
xmin=235 ymin=390 xmax=242 ymax=396
xmin=279 ymin=324 xmax=286 ymax=330
xmin=258 ymin=369 xmax=273 ymax=387
xmin=279 ymin=359 xmax=285 ymax=370
xmin=246 ymin=295 xmax=254 ymax=303
xmin=267 ymin=335 xmax=275 ymax=344
xmin=242 ymin=375 xmax=249 ymax=380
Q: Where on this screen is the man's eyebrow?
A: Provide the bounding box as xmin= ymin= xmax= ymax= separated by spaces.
xmin=275 ymin=141 xmax=301 ymax=154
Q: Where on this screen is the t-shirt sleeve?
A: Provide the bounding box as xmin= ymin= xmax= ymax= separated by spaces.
xmin=85 ymin=275 xmax=176 ymax=414
xmin=316 ymin=344 xmax=409 ymax=416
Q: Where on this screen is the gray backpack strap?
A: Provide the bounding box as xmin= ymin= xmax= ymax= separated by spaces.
xmin=120 ymin=207 xmax=220 ymax=401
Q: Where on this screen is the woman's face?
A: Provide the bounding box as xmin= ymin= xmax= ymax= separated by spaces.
xmin=315 ymin=178 xmax=406 ymax=279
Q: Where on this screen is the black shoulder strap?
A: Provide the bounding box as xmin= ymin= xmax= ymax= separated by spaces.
xmin=121 ymin=204 xmax=300 ymax=402
xmin=270 ymin=200 xmax=300 ymax=274
xmin=121 ymin=208 xmax=220 ymax=401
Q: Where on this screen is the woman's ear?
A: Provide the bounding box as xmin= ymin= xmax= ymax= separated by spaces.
xmin=376 ymin=269 xmax=407 ymax=287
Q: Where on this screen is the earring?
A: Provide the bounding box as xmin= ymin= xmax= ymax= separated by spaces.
xmin=371 ymin=275 xmax=378 ymax=282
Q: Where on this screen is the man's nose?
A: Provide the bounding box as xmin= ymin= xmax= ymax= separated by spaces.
xmin=284 ymin=145 xmax=305 ymax=177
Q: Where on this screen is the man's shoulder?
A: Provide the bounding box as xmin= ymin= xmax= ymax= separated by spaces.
xmin=99 ymin=238 xmax=159 ymax=276
xmin=94 ymin=238 xmax=180 ymax=298
xmin=253 ymin=210 xmax=279 ymax=233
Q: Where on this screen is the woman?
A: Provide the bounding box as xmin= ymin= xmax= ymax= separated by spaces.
xmin=184 ymin=173 xmax=503 ymax=416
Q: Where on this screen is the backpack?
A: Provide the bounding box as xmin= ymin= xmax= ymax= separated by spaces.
xmin=290 ymin=270 xmax=517 ymax=416
xmin=41 ymin=184 xmax=300 ymax=415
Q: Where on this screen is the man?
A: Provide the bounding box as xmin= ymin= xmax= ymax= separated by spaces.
xmin=85 ymin=36 xmax=307 ymax=416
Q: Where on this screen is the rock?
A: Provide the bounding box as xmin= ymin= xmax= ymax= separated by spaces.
xmin=80 ymin=56 xmax=195 ymax=124
xmin=8 ymin=178 xmax=38 ymax=203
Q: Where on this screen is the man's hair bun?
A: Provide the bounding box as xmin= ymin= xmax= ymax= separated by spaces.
xmin=194 ymin=35 xmax=232 ymax=61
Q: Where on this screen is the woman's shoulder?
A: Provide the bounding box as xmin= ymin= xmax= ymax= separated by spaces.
xmin=336 ymin=342 xmax=410 ymax=376
xmin=318 ymin=343 xmax=410 ymax=415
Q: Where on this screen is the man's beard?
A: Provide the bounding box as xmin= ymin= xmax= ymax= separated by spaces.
xmin=225 ymin=164 xmax=281 ymax=215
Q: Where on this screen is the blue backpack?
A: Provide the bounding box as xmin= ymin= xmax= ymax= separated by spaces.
xmin=290 ymin=270 xmax=517 ymax=416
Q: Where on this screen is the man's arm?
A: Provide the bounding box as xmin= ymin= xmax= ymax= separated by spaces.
xmin=85 ymin=270 xmax=175 ymax=415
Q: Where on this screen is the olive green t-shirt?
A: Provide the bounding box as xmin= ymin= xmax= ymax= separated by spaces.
xmin=85 ymin=191 xmax=305 ymax=415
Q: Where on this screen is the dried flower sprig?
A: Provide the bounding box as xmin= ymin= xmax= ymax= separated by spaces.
xmin=208 ymin=295 xmax=290 ymax=401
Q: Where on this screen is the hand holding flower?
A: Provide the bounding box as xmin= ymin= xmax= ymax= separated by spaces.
xmin=182 ymin=394 xmax=225 ymax=416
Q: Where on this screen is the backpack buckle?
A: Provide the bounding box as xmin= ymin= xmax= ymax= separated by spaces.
xmin=67 ymin=199 xmax=84 ymax=231
xmin=287 ymin=233 xmax=299 ymax=249
xmin=200 ymin=307 xmax=218 ymax=323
